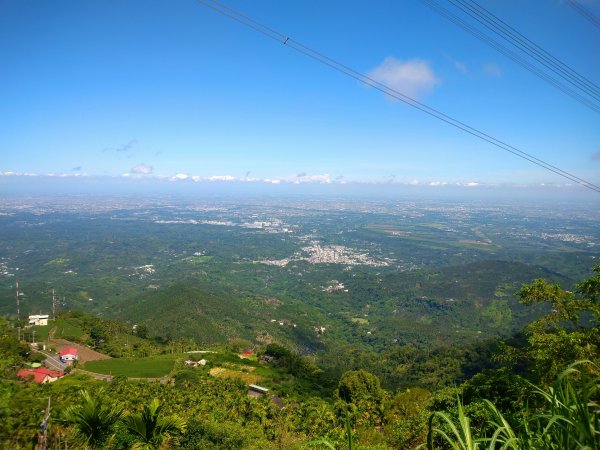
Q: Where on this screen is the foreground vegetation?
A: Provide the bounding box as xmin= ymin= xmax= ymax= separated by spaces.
xmin=0 ymin=264 xmax=598 ymax=448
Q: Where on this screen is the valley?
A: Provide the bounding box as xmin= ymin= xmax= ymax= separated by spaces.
xmin=1 ymin=194 xmax=599 ymax=448
xmin=1 ymin=195 xmax=598 ymax=384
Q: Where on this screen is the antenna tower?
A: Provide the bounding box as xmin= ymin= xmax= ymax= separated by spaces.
xmin=16 ymin=277 xmax=20 ymax=321
xmin=52 ymin=288 xmax=56 ymax=319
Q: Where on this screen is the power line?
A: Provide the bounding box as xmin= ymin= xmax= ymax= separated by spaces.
xmin=421 ymin=0 xmax=600 ymax=112
xmin=420 ymin=0 xmax=600 ymax=114
xmin=195 ymin=0 xmax=600 ymax=193
xmin=447 ymin=0 xmax=600 ymax=101
xmin=567 ymin=0 xmax=600 ymax=30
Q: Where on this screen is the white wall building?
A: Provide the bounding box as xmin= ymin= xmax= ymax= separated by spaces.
xmin=28 ymin=315 xmax=49 ymax=326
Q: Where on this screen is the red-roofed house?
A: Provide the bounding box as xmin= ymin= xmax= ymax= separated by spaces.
xmin=17 ymin=367 xmax=65 ymax=384
xmin=59 ymin=348 xmax=78 ymax=363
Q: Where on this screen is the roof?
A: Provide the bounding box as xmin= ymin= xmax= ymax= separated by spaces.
xmin=248 ymin=384 xmax=269 ymax=393
xmin=28 ymin=314 xmax=49 ymax=319
xmin=34 ymin=367 xmax=65 ymax=377
xmin=59 ymin=348 xmax=78 ymax=356
xmin=17 ymin=367 xmax=65 ymax=383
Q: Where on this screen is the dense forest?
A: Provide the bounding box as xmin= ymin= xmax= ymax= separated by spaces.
xmin=1 ymin=264 xmax=599 ymax=449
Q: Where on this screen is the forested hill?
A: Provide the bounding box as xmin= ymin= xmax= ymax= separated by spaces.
xmin=108 ymin=260 xmax=569 ymax=365
xmin=1 ymin=264 xmax=599 ymax=449
xmin=116 ymin=283 xmax=328 ymax=349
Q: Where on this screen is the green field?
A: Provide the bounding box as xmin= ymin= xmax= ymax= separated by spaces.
xmin=30 ymin=325 xmax=50 ymax=340
xmin=54 ymin=319 xmax=85 ymax=339
xmin=27 ymin=319 xmax=83 ymax=341
xmin=83 ymin=355 xmax=176 ymax=378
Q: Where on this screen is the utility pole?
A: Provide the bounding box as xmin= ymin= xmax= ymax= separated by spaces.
xmin=38 ymin=396 xmax=51 ymax=450
xmin=52 ymin=288 xmax=56 ymax=319
xmin=16 ymin=277 xmax=20 ymax=321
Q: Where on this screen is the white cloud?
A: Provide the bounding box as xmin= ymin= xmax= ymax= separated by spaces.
xmin=483 ymin=63 xmax=502 ymax=77
xmin=453 ymin=60 xmax=468 ymax=75
xmin=0 ymin=171 xmax=39 ymax=177
xmin=170 ymin=173 xmax=189 ymax=181
xmin=131 ymin=163 xmax=153 ymax=175
xmin=294 ymin=173 xmax=332 ymax=184
xmin=206 ymin=175 xmax=237 ymax=182
xmin=445 ymin=55 xmax=469 ymax=75
xmin=368 ymin=57 xmax=440 ymax=99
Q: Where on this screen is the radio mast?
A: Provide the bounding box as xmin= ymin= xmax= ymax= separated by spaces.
xmin=16 ymin=277 xmax=20 ymax=321
xmin=52 ymin=288 xmax=56 ymax=319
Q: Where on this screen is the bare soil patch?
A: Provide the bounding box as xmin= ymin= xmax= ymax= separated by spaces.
xmin=50 ymin=339 xmax=111 ymax=363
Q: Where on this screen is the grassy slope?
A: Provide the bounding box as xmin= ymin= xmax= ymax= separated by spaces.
xmin=83 ymin=355 xmax=176 ymax=378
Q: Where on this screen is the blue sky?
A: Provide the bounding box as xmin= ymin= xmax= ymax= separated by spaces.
xmin=1 ymin=0 xmax=599 ymax=195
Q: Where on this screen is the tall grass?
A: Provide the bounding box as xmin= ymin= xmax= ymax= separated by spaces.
xmin=423 ymin=361 xmax=599 ymax=449
xmin=527 ymin=360 xmax=599 ymax=449
xmin=421 ymin=397 xmax=519 ymax=449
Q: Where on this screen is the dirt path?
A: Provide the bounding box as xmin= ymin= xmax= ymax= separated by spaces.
xmin=50 ymin=338 xmax=111 ymax=363
xmin=73 ymin=368 xmax=113 ymax=381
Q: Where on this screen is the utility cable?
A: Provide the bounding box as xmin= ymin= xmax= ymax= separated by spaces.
xmin=421 ymin=0 xmax=600 ymax=113
xmin=195 ymin=0 xmax=600 ymax=193
xmin=420 ymin=0 xmax=600 ymax=113
xmin=445 ymin=0 xmax=600 ymax=103
xmin=567 ymin=0 xmax=600 ymax=31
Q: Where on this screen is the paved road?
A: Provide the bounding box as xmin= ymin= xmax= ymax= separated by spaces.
xmin=32 ymin=348 xmax=68 ymax=372
xmin=72 ymin=368 xmax=113 ymax=381
xmin=32 ymin=349 xmax=113 ymax=381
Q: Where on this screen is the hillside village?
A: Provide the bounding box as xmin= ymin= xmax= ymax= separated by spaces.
xmin=14 ymin=312 xmax=281 ymax=401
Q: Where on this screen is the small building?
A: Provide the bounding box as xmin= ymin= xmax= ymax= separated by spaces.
xmin=28 ymin=314 xmax=49 ymax=326
xmin=248 ymin=384 xmax=269 ymax=397
xmin=59 ymin=348 xmax=78 ymax=363
xmin=248 ymin=384 xmax=269 ymax=394
xmin=17 ymin=367 xmax=65 ymax=384
xmin=246 ymin=384 xmax=284 ymax=409
xmin=184 ymin=359 xmax=207 ymax=367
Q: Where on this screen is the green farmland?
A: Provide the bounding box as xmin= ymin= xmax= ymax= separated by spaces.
xmin=83 ymin=355 xmax=177 ymax=378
